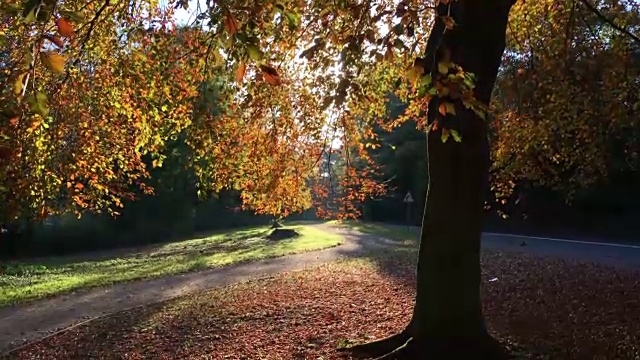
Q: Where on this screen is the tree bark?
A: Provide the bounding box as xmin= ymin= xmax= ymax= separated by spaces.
xmin=410 ymin=1 xmax=515 ymax=355
xmin=344 ymin=1 xmax=515 ymax=359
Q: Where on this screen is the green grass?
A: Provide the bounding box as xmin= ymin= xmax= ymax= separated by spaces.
xmin=339 ymin=221 xmax=420 ymax=243
xmin=0 ymin=224 xmax=342 ymax=306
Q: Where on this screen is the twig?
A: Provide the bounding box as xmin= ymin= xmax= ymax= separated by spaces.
xmin=62 ymin=0 xmax=111 ymax=84
xmin=579 ymin=0 xmax=640 ymax=44
xmin=21 ymin=0 xmax=45 ymax=97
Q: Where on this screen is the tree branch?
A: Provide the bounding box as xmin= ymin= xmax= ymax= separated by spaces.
xmin=61 ymin=0 xmax=112 ymax=85
xmin=579 ymin=0 xmax=640 ymax=44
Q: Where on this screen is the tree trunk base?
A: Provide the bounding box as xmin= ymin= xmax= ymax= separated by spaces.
xmin=339 ymin=326 xmax=412 ymax=358
xmin=341 ymin=331 xmax=510 ymax=360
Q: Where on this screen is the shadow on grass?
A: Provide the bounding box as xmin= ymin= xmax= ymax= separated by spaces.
xmin=338 ymin=221 xmax=420 ymax=243
xmin=329 ymin=222 xmax=420 ymax=289
xmin=2 ymin=250 xmax=419 ymax=360
xmin=0 ymin=224 xmax=340 ymax=306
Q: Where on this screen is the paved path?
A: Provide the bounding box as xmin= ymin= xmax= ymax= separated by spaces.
xmin=0 ymin=224 xmax=388 ymax=354
xmin=382 ymin=223 xmax=640 ymax=269
xmin=482 ymin=232 xmax=640 ymax=269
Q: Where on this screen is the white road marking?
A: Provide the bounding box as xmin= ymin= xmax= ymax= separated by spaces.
xmin=483 ymin=232 xmax=640 ymax=250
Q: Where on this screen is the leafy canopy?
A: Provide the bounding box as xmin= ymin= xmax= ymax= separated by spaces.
xmin=491 ymin=0 xmax=640 ymax=211
xmin=2 ymin=0 xmax=485 ymax=222
xmin=2 ymin=0 xmax=638 ymax=222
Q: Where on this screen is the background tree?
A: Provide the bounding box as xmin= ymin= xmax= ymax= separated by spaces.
xmin=489 ymin=0 xmax=640 ymax=236
xmin=361 ymin=95 xmax=428 ymax=224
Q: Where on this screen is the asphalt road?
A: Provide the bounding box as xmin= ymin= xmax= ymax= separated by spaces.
xmin=482 ymin=232 xmax=640 ymax=269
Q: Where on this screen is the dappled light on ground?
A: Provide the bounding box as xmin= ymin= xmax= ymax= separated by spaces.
xmin=338 ymin=221 xmax=419 ymax=244
xmin=6 ymin=249 xmax=640 ymax=359
xmin=0 ymin=224 xmax=341 ymax=305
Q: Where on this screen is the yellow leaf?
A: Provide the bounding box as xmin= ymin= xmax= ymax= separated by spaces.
xmin=445 ymin=102 xmax=456 ymax=115
xmin=450 ymin=129 xmax=462 ymax=142
xmin=437 ymin=62 xmax=449 ymax=75
xmin=14 ymin=72 xmax=27 ymax=96
xmin=247 ymin=44 xmax=263 ymax=60
xmin=441 ymin=128 xmax=450 ymax=142
xmin=41 ymin=52 xmax=65 ymax=74
xmin=236 ymin=62 xmax=246 ymax=84
xmin=56 ymin=18 xmax=74 ymax=38
xmin=406 ymin=64 xmax=425 ymax=83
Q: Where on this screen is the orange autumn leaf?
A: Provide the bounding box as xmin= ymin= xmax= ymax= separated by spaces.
xmin=56 ymin=18 xmax=75 ymax=38
xmin=260 ymin=65 xmax=281 ymax=86
xmin=438 ymin=103 xmax=447 ymax=116
xmin=236 ymin=62 xmax=246 ymax=84
xmin=224 ymin=12 xmax=239 ymax=34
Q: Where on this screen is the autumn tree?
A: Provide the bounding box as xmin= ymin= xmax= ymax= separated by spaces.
xmin=360 ymin=95 xmax=428 ymax=224
xmin=1 ymin=0 xmax=511 ymax=357
xmin=0 ymin=2 xmax=212 ymax=222
xmin=5 ymin=0 xmax=640 ymax=358
xmin=491 ymin=0 xmax=640 ymax=218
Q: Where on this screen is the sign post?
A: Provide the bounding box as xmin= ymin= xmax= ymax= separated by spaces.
xmin=403 ymin=191 xmax=414 ymax=233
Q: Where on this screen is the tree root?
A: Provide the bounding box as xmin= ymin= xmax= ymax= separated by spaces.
xmin=373 ymin=337 xmax=416 ymax=360
xmin=338 ymin=326 xmax=412 ymax=359
xmin=340 ymin=331 xmax=511 ymax=360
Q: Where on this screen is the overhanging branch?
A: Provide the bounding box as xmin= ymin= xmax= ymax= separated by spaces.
xmin=579 ymin=0 xmax=640 ymax=44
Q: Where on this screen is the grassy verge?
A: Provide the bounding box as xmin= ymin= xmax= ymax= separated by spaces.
xmin=0 ymin=224 xmax=341 ymax=306
xmin=339 ymin=221 xmax=420 ymax=243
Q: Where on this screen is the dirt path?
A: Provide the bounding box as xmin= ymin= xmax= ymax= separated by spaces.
xmin=0 ymin=224 xmax=396 ymax=354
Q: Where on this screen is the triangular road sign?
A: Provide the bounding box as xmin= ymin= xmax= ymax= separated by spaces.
xmin=403 ymin=191 xmax=414 ymax=203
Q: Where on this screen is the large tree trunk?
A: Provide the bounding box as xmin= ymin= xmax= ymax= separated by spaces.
xmin=411 ymin=0 xmax=515 ymax=354
xmin=344 ymin=1 xmax=515 ymax=359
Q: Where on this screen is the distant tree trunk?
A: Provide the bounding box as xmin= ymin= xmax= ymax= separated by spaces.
xmin=345 ymin=1 xmax=515 ymax=358
xmin=271 ymin=217 xmax=284 ymax=228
